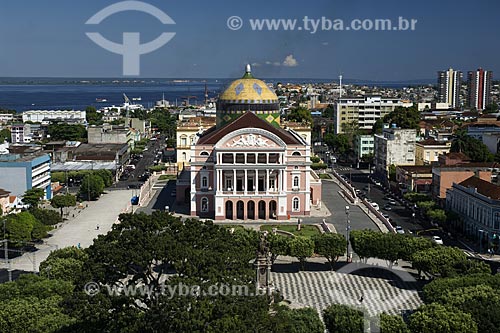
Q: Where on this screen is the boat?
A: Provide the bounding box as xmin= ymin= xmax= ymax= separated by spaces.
xmin=96 ymin=98 xmax=108 ymax=103
xmin=132 ymin=97 xmax=142 ymax=101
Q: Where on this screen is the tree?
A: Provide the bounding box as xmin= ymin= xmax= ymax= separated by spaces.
xmin=427 ymin=209 xmax=447 ymax=225
xmin=94 ymin=169 xmax=113 ymax=187
xmin=86 ymin=106 xmax=103 ymax=125
xmin=324 ymin=133 xmax=350 ymax=155
xmin=323 ymin=304 xmax=364 ymax=333
xmin=411 ymin=246 xmax=467 ymax=278
xmin=51 ymin=194 xmax=77 ymax=217
xmin=380 ymin=313 xmax=409 ymax=333
xmin=23 ymin=188 xmax=45 ymax=208
xmin=288 ymin=236 xmax=314 ymax=270
xmin=382 ymin=105 xmax=420 ymax=130
xmin=39 ymin=247 xmax=88 ymax=283
xmin=5 ymin=211 xmax=47 ymax=244
xmin=47 ymin=123 xmax=87 ymax=141
xmin=408 ymin=303 xmax=477 ymax=333
xmin=288 ymin=107 xmax=313 ymax=124
xmin=0 ymin=128 xmax=11 ymax=143
xmin=483 ymin=102 xmax=499 ymax=114
xmin=451 ymin=130 xmax=494 ymax=162
xmin=268 ymin=233 xmax=290 ymax=264
xmin=0 ymin=274 xmax=73 ymax=301
xmin=267 ymin=306 xmax=325 ymax=333
xmin=312 ymin=233 xmax=346 ymax=268
xmin=372 ymin=118 xmax=385 ymax=135
xmin=79 ymin=174 xmax=105 ymax=200
xmin=436 ymin=284 xmax=500 ymax=333
xmin=322 ymin=104 xmax=335 ymax=118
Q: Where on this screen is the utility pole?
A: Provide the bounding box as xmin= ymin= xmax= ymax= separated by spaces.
xmin=345 ymin=206 xmax=351 ymax=263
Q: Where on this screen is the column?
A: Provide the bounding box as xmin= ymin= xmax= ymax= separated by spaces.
xmin=233 ymin=169 xmax=236 ymax=195
xmin=266 ymin=169 xmax=270 ymax=195
xmin=244 ymin=169 xmax=248 ymax=195
xmin=255 ymin=170 xmax=258 ymax=194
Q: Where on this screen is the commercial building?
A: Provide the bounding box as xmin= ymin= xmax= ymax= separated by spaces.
xmin=88 ymin=124 xmax=139 ymax=147
xmin=10 ymin=124 xmax=31 ymax=143
xmin=446 ymin=176 xmax=500 ymax=239
xmin=438 ymin=68 xmax=463 ymax=109
xmin=22 ymin=110 xmax=86 ymax=124
xmin=415 ymin=139 xmax=451 ymax=165
xmin=374 ymin=127 xmax=417 ymax=180
xmin=178 ymin=65 xmax=322 ymax=221
xmin=467 ymin=68 xmax=493 ymax=111
xmin=354 ymin=134 xmax=375 ymax=160
xmin=0 ymin=153 xmax=52 ymax=200
xmin=333 ymin=96 xmax=412 ymax=134
xmin=396 ymin=165 xmax=433 ymax=194
xmin=176 ymin=117 xmax=216 ymax=171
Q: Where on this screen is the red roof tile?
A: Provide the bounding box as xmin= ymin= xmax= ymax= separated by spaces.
xmin=458 ymin=176 xmax=500 ymax=200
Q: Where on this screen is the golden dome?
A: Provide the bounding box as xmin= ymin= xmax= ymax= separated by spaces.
xmin=219 ymin=65 xmax=278 ymax=103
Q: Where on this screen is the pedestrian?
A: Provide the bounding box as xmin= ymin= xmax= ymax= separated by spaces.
xmin=77 ymin=243 xmax=81 ymax=249
xmin=96 ymin=224 xmax=100 ymax=230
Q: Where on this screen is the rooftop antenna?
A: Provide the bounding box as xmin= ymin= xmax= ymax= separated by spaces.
xmin=339 ymin=74 xmax=343 ymax=99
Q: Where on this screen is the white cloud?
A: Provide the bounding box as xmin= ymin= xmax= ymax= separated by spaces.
xmin=273 ymin=62 xmax=281 ymax=66
xmin=322 ymin=42 xmax=329 ymax=46
xmin=282 ymin=54 xmax=298 ymax=67
xmin=251 ymin=62 xmax=261 ymax=67
xmin=265 ymin=61 xmax=272 ymax=65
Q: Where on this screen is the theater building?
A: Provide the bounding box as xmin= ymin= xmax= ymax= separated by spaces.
xmin=178 ymin=65 xmax=321 ymax=220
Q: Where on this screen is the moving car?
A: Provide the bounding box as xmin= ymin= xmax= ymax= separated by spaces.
xmin=432 ymin=236 xmax=443 ymax=245
xmin=395 ymin=226 xmax=405 ymax=234
xmin=389 ymin=200 xmax=397 ymax=206
xmin=383 ymin=204 xmax=392 ymax=211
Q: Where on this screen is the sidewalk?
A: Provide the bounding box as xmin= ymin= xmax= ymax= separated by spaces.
xmin=1 ymin=190 xmax=132 ymax=273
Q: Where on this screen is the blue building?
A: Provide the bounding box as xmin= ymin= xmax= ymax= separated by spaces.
xmin=0 ymin=153 xmax=52 ymax=200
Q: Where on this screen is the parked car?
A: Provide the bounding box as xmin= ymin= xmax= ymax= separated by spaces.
xmin=383 ymin=204 xmax=392 ymax=211
xmin=432 ymin=236 xmax=443 ymax=245
xmin=389 ymin=200 xmax=397 ymax=206
xmin=370 ymin=202 xmax=380 ymax=211
xmin=395 ymin=226 xmax=405 ymax=234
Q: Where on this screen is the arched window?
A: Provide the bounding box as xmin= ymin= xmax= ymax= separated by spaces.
xmin=292 ymin=197 xmax=300 ymax=211
xmin=292 ymin=151 xmax=301 ymax=156
xmin=200 ymin=151 xmax=209 ymax=157
xmin=182 ymin=152 xmax=187 ymax=161
xmin=201 ymin=197 xmax=209 ymax=212
xmin=293 ymin=176 xmax=299 ymax=188
xmin=202 ymin=176 xmax=208 ymax=188
xmin=180 ymin=135 xmax=187 ymax=147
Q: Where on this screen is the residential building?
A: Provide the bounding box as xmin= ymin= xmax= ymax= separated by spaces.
xmin=0 ymin=188 xmax=11 ymax=215
xmin=88 ymin=124 xmax=136 ymax=147
xmin=0 ymin=114 xmax=14 ymax=124
xmin=446 ymin=176 xmax=500 ymax=239
xmin=438 ymin=68 xmax=463 ymax=109
xmin=415 ymin=139 xmax=451 ymax=165
xmin=333 ymin=96 xmax=412 ymax=134
xmin=354 ymin=134 xmax=375 ymax=160
xmin=10 ymin=124 xmax=31 ymax=143
xmin=0 ymin=153 xmax=52 ymax=200
xmin=176 ymin=117 xmax=216 ymax=171
xmin=467 ymin=123 xmax=500 ymax=142
xmin=396 ymin=165 xmax=433 ymax=194
xmin=22 ymin=110 xmax=86 ymax=124
xmin=432 ymin=161 xmax=494 ymax=205
xmin=467 ymin=68 xmax=493 ymax=111
xmin=178 ymin=65 xmax=322 ymax=221
xmin=374 ymin=127 xmax=417 ymax=180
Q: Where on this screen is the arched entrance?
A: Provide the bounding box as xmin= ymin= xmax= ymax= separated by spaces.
xmin=237 ymin=200 xmax=244 ymax=220
xmin=258 ymin=200 xmax=266 ymax=220
xmin=269 ymin=200 xmax=277 ymax=219
xmin=184 ymin=188 xmax=190 ymax=204
xmin=225 ymin=201 xmax=233 ymax=220
xmin=247 ymin=201 xmax=255 ymax=220
xmin=310 ymin=187 xmax=314 ymax=202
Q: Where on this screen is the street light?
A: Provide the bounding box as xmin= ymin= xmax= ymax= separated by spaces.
xmin=345 ymin=205 xmax=351 ymax=262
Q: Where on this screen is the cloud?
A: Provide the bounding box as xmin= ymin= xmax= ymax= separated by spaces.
xmin=273 ymin=62 xmax=281 ymax=66
xmin=282 ymin=54 xmax=298 ymax=67
xmin=251 ymin=62 xmax=261 ymax=67
xmin=322 ymin=42 xmax=329 ymax=46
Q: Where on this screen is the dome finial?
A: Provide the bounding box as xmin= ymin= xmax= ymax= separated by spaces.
xmin=242 ymin=64 xmax=254 ymax=79
xmin=246 ymin=64 xmax=251 ymax=73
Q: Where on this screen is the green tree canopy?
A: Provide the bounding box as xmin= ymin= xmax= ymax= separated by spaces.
xmin=323 ymin=304 xmax=364 ymax=333
xmin=288 ymin=236 xmax=314 ymax=270
xmin=411 ymin=246 xmax=467 ymax=278
xmin=39 ymin=247 xmax=88 ymax=283
xmin=30 ymin=208 xmax=63 ymax=226
xmin=51 ymin=194 xmax=77 ymax=217
xmin=79 ymin=174 xmax=105 ymax=201
xmin=0 ymin=128 xmax=11 ymax=143
xmin=408 ymin=303 xmax=477 ymax=333
xmin=451 ymin=130 xmax=494 ymax=162
xmin=380 ymin=313 xmax=409 ymax=333
xmin=23 ymin=188 xmax=45 ymax=208
xmin=312 ymin=233 xmax=346 ymax=268
xmin=48 ymin=123 xmax=87 ymax=141
xmin=85 ymin=106 xmax=104 ymax=125
xmin=288 ymin=107 xmax=313 ymax=124
xmin=324 ymin=133 xmax=350 ymax=155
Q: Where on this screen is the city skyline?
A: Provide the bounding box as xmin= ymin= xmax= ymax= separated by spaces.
xmin=0 ymin=0 xmax=498 ymax=80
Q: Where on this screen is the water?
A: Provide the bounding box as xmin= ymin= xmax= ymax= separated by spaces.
xmin=0 ymin=78 xmax=428 ymax=112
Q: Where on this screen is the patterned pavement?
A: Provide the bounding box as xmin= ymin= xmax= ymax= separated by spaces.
xmin=273 ymin=265 xmax=423 ymax=317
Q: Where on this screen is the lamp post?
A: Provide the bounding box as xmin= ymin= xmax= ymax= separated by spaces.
xmin=345 ymin=205 xmax=351 ymax=262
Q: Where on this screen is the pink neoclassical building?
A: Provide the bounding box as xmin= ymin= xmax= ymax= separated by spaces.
xmin=177 ymin=65 xmax=321 ymax=221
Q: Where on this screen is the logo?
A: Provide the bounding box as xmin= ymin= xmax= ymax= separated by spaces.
xmin=85 ymin=1 xmax=176 ymax=76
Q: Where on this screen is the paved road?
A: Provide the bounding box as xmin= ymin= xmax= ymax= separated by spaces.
xmin=0 ymin=190 xmax=132 ymax=273
xmin=335 ymin=166 xmax=423 ymax=234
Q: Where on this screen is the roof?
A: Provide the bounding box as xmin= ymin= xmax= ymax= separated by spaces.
xmin=0 ymin=188 xmax=11 ymax=197
xmin=458 ymin=176 xmax=500 ymax=200
xmin=398 ymin=165 xmax=433 ymax=173
xmin=444 ymin=152 xmax=470 ymax=161
xmin=416 ymin=138 xmax=450 ymax=146
xmin=197 ymin=111 xmax=302 ymax=145
xmin=218 ymin=66 xmax=278 ymax=103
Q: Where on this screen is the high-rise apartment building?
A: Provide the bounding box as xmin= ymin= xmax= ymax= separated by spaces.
xmin=438 ymin=68 xmax=463 ymax=109
xmin=467 ymin=68 xmax=493 ymax=111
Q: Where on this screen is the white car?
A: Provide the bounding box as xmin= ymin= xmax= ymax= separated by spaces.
xmin=395 ymin=226 xmax=405 ymax=234
xmin=432 ymin=236 xmax=443 ymax=245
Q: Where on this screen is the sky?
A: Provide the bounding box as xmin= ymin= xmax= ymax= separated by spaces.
xmin=0 ymin=0 xmax=498 ymax=81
